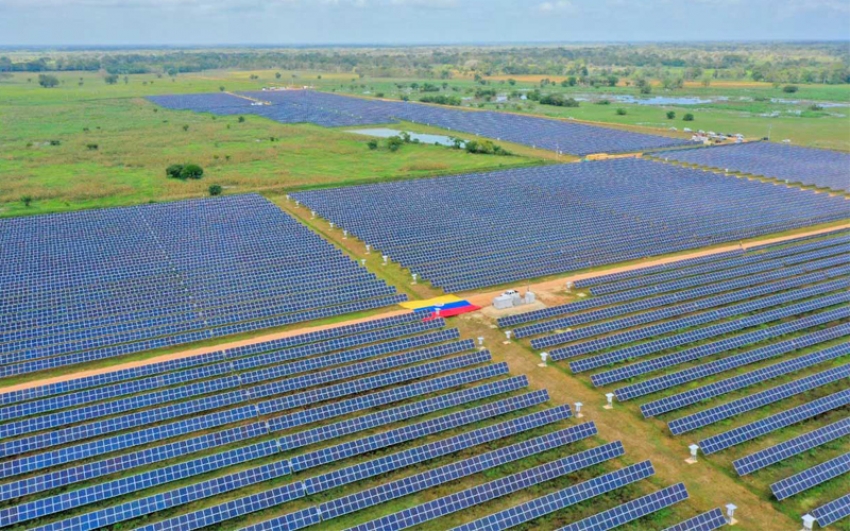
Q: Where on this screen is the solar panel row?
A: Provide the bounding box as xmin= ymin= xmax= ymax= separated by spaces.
xmin=556 ymin=483 xmax=689 ymax=531
xmin=663 ymin=508 xmax=727 ymax=531
xmin=811 ymin=493 xmax=850 ymax=527
xmin=770 ymin=452 xmax=850 ymax=500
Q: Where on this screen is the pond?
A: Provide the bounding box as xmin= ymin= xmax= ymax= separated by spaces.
xmin=346 ymin=128 xmax=461 ymax=146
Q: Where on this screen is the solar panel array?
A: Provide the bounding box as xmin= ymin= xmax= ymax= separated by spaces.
xmin=0 ymin=194 xmax=406 ymax=377
xmin=149 ymin=89 xmax=695 ymax=155
xmin=0 ymin=307 xmax=702 ymax=531
xmin=655 ymin=141 xmax=850 ymax=192
xmin=556 ymin=483 xmax=690 ymax=531
xmin=812 ymin=494 xmax=850 ymax=528
xmin=663 ymin=508 xmax=727 ymax=531
xmin=292 ymin=158 xmax=849 ymax=292
xmin=495 ymin=229 xmax=849 ymax=525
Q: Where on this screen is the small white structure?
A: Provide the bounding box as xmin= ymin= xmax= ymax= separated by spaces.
xmin=360 ymin=259 xmax=366 ymax=266
xmin=294 ymin=200 xmax=300 ymax=206
xmin=504 ymin=330 xmax=512 ymax=341
xmin=801 ymin=514 xmax=815 ymax=531
xmin=343 ymin=230 xmax=348 ymax=239
xmin=285 ymin=194 xmax=290 ymax=201
xmin=411 ymin=273 xmax=418 ymax=284
xmin=493 ymin=289 xmax=536 ymax=310
xmin=329 ymin=222 xmax=334 ymax=229
xmin=604 ymin=393 xmax=615 ymax=410
xmin=686 ymin=444 xmax=699 ymax=464
xmin=565 ymin=281 xmax=574 ymax=290
xmin=575 ymin=402 xmax=583 ymax=418
xmin=477 ymin=337 xmax=485 ymax=348
xmin=435 ymin=308 xmax=441 ymax=317
xmin=310 ymin=210 xmax=316 ymax=219
xmin=365 ymin=244 xmax=371 ymax=254
xmin=538 ymin=352 xmax=548 ymax=367
xmin=382 ymin=255 xmax=388 ymax=265
xmin=726 ymin=504 xmax=738 ymax=526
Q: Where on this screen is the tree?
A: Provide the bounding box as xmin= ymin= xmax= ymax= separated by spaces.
xmin=238 ymin=116 xmax=245 ymax=123
xmin=209 ymin=184 xmax=223 ymax=196
xmin=182 ymin=124 xmax=189 ymax=132
xmin=21 ymin=196 xmax=33 ymax=207
xmin=683 ymin=113 xmax=695 ymax=121
xmin=507 ymin=78 xmax=516 ymax=86
xmin=166 ymin=164 xmax=184 ymax=179
xmin=616 ymin=108 xmax=627 ymax=115
xmin=386 ymin=136 xmax=404 ymax=152
xmin=639 ymin=84 xmax=652 ymax=94
xmin=783 ymin=85 xmax=799 ymax=93
xmin=275 ymin=72 xmax=282 ymax=79
xmin=219 ymin=86 xmax=225 ymax=92
xmin=38 ymin=74 xmax=59 ymax=88
xmin=666 ymin=111 xmax=676 ymax=119
xmin=104 ymin=74 xmax=119 ymax=85
xmin=180 ymin=164 xmax=204 ymax=179
xmin=367 ymin=139 xmax=378 ymax=150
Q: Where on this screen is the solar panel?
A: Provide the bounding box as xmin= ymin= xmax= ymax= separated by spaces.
xmin=668 ymin=363 xmax=850 ymax=435
xmin=734 ymin=418 xmax=850 ymax=476
xmin=303 ymin=399 xmax=573 ymax=494
xmin=699 ymin=389 xmax=850 ymax=454
xmin=812 ymin=493 xmax=850 ymax=528
xmin=622 ymin=318 xmax=850 ymax=407
xmin=663 ymin=508 xmax=727 ymax=531
xmin=770 ymin=452 xmax=850 ymax=500
xmin=348 ymin=437 xmax=620 ymax=531
xmin=317 ymin=417 xmax=580 ymax=521
xmin=450 ymin=459 xmax=654 ymax=531
xmin=556 ymin=483 xmax=689 ymax=531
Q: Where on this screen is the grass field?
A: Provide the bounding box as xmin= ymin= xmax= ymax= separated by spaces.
xmin=0 ymin=70 xmax=538 ymax=217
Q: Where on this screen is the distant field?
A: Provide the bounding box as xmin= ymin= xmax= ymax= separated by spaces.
xmin=0 ymin=71 xmax=537 ymax=217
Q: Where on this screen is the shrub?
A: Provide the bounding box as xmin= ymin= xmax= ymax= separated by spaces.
xmin=238 ymin=116 xmax=245 ymax=123
xmin=782 ymin=85 xmax=799 ymax=93
xmin=666 ymin=111 xmax=676 ymax=119
xmin=387 ymin=136 xmax=404 ymax=152
xmin=86 ymin=143 xmax=98 ymax=150
xmin=180 ymin=164 xmax=204 ymax=180
xmin=166 ymin=164 xmax=184 ymax=179
xmin=539 ymin=94 xmax=579 ymax=107
xmin=21 ymin=196 xmax=33 ymax=207
xmin=38 ymin=74 xmax=59 ymax=88
xmin=49 ymin=140 xmax=61 ymax=146
xmin=639 ymin=85 xmax=652 ymax=94
xmin=615 ymin=108 xmax=627 ymax=115
xmin=595 ymin=100 xmax=611 ymax=105
xmin=104 ymin=74 xmax=119 ymax=85
xmin=209 ymin=185 xmax=223 ymax=196
xmin=367 ymin=139 xmax=378 ymax=150
xmin=683 ymin=113 xmax=695 ymax=121
xmin=420 ymin=94 xmax=461 ymax=106
xmin=182 ymin=124 xmax=189 ymax=132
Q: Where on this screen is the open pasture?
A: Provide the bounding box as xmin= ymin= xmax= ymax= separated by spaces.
xmin=292 ymin=158 xmax=850 ymax=293
xmin=498 ymin=230 xmax=850 ymax=528
xmin=0 ymin=71 xmax=535 ymax=217
xmin=0 ymin=194 xmax=405 ymax=378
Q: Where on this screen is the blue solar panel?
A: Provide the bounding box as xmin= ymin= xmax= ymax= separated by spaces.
xmin=349 ymin=435 xmax=618 ymax=531
xmin=812 ymin=493 xmax=850 ymax=528
xmin=655 ymin=141 xmax=850 ymax=192
xmin=663 ymin=508 xmax=727 ymax=531
xmin=699 ymin=389 xmax=850 ymax=454
xmin=734 ymin=418 xmax=850 ymax=476
xmin=620 ymin=318 xmax=850 ymax=406
xmin=556 ymin=483 xmax=689 ymax=531
xmin=450 ymin=459 xmax=654 ymax=531
xmin=668 ymin=363 xmax=850 ymax=435
xmin=770 ymin=452 xmax=850 ymax=500
xmin=292 ymin=158 xmax=848 ymax=293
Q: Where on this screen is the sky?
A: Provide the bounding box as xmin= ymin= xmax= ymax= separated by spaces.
xmin=0 ymin=0 xmax=848 ymax=47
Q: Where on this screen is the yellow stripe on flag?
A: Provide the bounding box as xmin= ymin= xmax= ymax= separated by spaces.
xmin=399 ymin=295 xmax=463 ymax=310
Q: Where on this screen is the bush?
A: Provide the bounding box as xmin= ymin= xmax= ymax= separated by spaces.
xmin=180 ymin=164 xmax=204 ymax=180
xmin=367 ymin=139 xmax=379 ymax=150
xmin=86 ymin=143 xmax=98 ymax=150
xmin=782 ymin=85 xmax=799 ymax=93
xmin=683 ymin=113 xmax=695 ymax=121
xmin=104 ymin=74 xmax=119 ymax=85
xmin=238 ymin=116 xmax=245 ymax=123
xmin=387 ymin=136 xmax=404 ymax=152
xmin=666 ymin=111 xmax=676 ymax=119
xmin=615 ymin=108 xmax=627 ymax=115
xmin=420 ymin=94 xmax=461 ymax=106
xmin=38 ymin=74 xmax=59 ymax=88
xmin=639 ymin=85 xmax=652 ymax=94
xmin=49 ymin=140 xmax=61 ymax=146
xmin=595 ymin=100 xmax=611 ymax=105
xmin=209 ymin=185 xmax=223 ymax=196
xmin=21 ymin=196 xmax=33 ymax=207
xmin=166 ymin=164 xmax=184 ymax=179
xmin=539 ymin=94 xmax=579 ymax=107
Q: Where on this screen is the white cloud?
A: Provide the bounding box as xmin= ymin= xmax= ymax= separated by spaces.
xmin=537 ymin=0 xmax=575 ymax=13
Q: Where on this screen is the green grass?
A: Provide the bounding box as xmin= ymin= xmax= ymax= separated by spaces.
xmin=0 ymin=70 xmax=537 ymax=217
